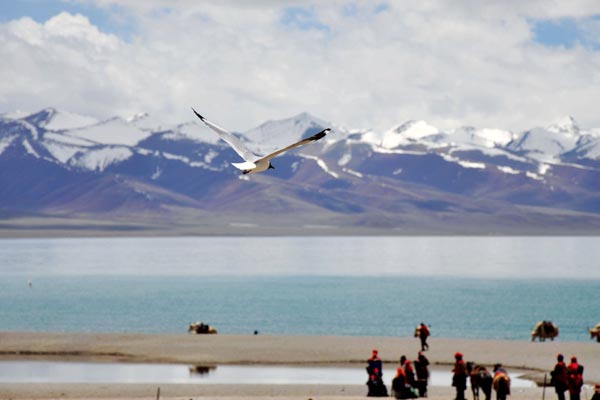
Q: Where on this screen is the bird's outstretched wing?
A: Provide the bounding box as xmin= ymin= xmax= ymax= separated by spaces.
xmin=191 ymin=108 xmax=259 ymax=162
xmin=258 ymin=128 xmax=330 ymax=163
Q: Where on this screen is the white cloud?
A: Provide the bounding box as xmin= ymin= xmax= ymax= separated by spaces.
xmin=1 ymin=1 xmax=600 ymax=133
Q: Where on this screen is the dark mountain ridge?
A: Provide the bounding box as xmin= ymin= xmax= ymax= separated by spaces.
xmin=1 ymin=108 xmax=600 ymax=235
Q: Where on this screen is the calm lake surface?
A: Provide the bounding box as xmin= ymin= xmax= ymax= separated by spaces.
xmin=0 ymin=236 xmax=599 ymax=340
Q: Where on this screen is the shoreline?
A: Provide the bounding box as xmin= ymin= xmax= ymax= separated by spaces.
xmin=1 ymin=332 xmax=599 ymax=399
xmin=1 ymin=332 xmax=598 ymax=371
xmin=2 ymin=229 xmax=600 ymax=238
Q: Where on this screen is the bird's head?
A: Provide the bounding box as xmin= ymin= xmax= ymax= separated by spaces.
xmin=268 ymin=162 xmax=275 ymax=170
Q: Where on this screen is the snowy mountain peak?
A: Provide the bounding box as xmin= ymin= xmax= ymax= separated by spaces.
xmin=0 ymin=110 xmax=32 ymax=120
xmin=477 ymin=128 xmax=516 ymax=147
xmin=22 ymin=108 xmax=98 ymax=131
xmin=67 ymin=116 xmax=152 ymax=146
xmin=448 ymin=127 xmax=515 ymax=148
xmin=548 ymin=116 xmax=580 ymax=137
xmin=508 ymin=117 xmax=582 ymax=163
xmin=3 ymin=107 xmax=600 ymax=170
xmin=24 ymin=108 xmax=56 ymax=127
xmin=393 ymin=120 xmax=439 ymax=138
xmin=126 ymin=112 xmax=171 ymax=132
xmin=379 ymin=120 xmax=439 ymax=149
xmin=243 ymin=112 xmax=330 ymax=154
xmin=292 ymin=111 xmax=313 ymax=121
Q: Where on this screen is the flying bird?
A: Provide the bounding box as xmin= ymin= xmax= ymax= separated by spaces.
xmin=192 ymin=108 xmax=329 ymax=174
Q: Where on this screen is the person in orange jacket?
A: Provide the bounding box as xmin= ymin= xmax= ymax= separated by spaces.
xmin=392 ymin=367 xmax=413 ymax=399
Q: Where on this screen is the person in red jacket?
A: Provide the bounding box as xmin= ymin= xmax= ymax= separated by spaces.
xmin=368 ymin=349 xmax=383 ymax=378
xmin=567 ymin=356 xmax=583 ymax=400
xmin=418 ymin=323 xmax=430 ymax=351
xmin=453 ymin=352 xmax=468 ymax=400
xmin=551 ymin=354 xmax=569 ymax=400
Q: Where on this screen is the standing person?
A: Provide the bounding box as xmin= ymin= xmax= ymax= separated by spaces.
xmin=567 ymin=357 xmax=583 ymax=400
xmin=418 ymin=323 xmax=430 ymax=351
xmin=400 ymin=355 xmax=407 ymax=367
xmin=368 ymin=349 xmax=383 ymax=378
xmin=452 ymin=352 xmax=468 ymax=400
xmin=551 ymin=354 xmax=569 ymax=400
xmin=400 ymin=356 xmax=414 ymax=381
xmin=404 ymin=359 xmax=416 ymax=389
xmin=414 ymin=351 xmax=430 ymax=397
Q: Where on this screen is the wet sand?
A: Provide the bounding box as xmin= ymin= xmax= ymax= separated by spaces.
xmin=1 ymin=331 xmax=599 ymax=399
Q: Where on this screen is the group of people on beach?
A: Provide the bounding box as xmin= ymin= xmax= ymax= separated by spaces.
xmin=365 ymin=324 xmax=598 ymax=400
xmin=551 ymin=354 xmax=585 ymax=400
xmin=366 ymin=323 xmax=432 ymax=398
xmin=452 ymin=351 xmax=511 ymax=400
xmin=366 ymin=349 xmax=430 ymax=398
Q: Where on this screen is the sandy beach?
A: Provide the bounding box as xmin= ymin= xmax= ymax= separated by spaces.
xmin=1 ymin=332 xmax=599 ymax=400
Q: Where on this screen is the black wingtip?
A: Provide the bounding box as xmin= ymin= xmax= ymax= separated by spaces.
xmin=191 ymin=107 xmax=205 ymax=121
xmin=310 ymin=128 xmax=330 ymax=141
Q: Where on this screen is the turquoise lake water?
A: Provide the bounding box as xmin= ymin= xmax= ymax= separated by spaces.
xmin=1 ymin=236 xmax=598 ymax=341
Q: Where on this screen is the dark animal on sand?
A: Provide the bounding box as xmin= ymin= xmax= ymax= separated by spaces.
xmin=188 ymin=321 xmax=218 ymax=334
xmin=531 ymin=320 xmax=559 ymax=342
xmin=590 ymin=323 xmax=600 ymax=342
xmin=466 ymin=362 xmax=493 ymax=400
xmin=493 ymin=366 xmax=511 ymax=400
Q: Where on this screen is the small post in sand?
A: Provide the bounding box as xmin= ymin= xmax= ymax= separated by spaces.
xmin=542 ymin=373 xmax=547 ymax=400
xmin=156 ymin=386 xmax=161 ymax=400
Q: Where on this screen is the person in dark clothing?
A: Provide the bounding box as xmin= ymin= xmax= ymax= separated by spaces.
xmin=591 ymin=384 xmax=600 ymax=400
xmin=392 ymin=367 xmax=417 ymax=399
xmin=453 ymin=352 xmax=468 ymax=400
xmin=552 ymin=354 xmax=569 ymax=400
xmin=366 ymin=349 xmax=387 ymax=397
xmin=404 ymin=359 xmax=415 ymax=388
xmin=392 ymin=367 xmax=407 ymax=399
xmin=418 ymin=323 xmax=430 ymax=351
xmin=368 ymin=349 xmax=383 ymax=378
xmin=399 ymin=355 xmax=415 ymax=389
xmin=414 ymin=351 xmax=430 ymax=397
xmin=367 ymin=373 xmax=389 ymax=397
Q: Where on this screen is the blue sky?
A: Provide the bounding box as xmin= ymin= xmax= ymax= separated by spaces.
xmin=1 ymin=1 xmax=600 ymax=132
xmin=532 ymin=16 xmax=600 ymax=50
xmin=0 ymin=0 xmax=135 ymax=38
xmin=3 ymin=1 xmax=599 ymax=49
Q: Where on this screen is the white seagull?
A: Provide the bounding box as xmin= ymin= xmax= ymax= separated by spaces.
xmin=192 ymin=108 xmax=330 ymax=174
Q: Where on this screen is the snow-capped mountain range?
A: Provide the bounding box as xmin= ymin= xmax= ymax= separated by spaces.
xmin=1 ymin=107 xmax=600 ymax=234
